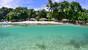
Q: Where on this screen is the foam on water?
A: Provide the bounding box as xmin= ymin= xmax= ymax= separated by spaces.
xmin=0 ymin=24 xmax=88 ymax=50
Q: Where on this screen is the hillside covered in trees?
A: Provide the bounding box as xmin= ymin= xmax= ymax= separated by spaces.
xmin=0 ymin=0 xmax=88 ymax=24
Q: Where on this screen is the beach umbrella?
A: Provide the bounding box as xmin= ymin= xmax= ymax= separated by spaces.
xmin=51 ymin=18 xmax=57 ymax=21
xmin=30 ymin=18 xmax=37 ymax=21
xmin=62 ymin=19 xmax=69 ymax=21
xmin=39 ymin=18 xmax=48 ymax=21
xmin=51 ymin=18 xmax=55 ymax=21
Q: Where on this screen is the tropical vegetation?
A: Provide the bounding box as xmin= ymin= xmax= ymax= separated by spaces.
xmin=0 ymin=0 xmax=88 ymax=24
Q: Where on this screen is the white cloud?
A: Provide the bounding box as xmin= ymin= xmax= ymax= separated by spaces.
xmin=34 ymin=6 xmax=48 ymax=11
xmin=53 ymin=0 xmax=63 ymax=2
xmin=0 ymin=0 xmax=14 ymax=8
xmin=53 ymin=0 xmax=76 ymax=2
xmin=0 ymin=0 xmax=33 ymax=8
xmin=82 ymin=6 xmax=88 ymax=9
xmin=54 ymin=0 xmax=59 ymax=2
xmin=0 ymin=0 xmax=13 ymax=4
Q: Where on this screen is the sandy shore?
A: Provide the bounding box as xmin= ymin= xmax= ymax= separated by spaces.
xmin=0 ymin=21 xmax=64 ymax=25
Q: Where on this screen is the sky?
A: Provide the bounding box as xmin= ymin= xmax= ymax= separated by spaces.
xmin=0 ymin=0 xmax=88 ymax=10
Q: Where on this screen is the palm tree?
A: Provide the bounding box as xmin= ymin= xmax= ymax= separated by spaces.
xmin=47 ymin=0 xmax=53 ymax=11
xmin=47 ymin=0 xmax=54 ymax=21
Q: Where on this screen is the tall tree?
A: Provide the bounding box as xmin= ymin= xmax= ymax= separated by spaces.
xmin=27 ymin=9 xmax=36 ymax=19
xmin=35 ymin=9 xmax=47 ymax=21
xmin=0 ymin=7 xmax=12 ymax=21
xmin=47 ymin=0 xmax=54 ymax=21
xmin=14 ymin=7 xmax=28 ymax=21
xmin=70 ymin=1 xmax=82 ymax=21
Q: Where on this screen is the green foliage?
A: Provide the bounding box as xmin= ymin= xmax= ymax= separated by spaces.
xmin=46 ymin=0 xmax=88 ymax=23
xmin=6 ymin=11 xmax=15 ymax=21
xmin=0 ymin=7 xmax=12 ymax=21
xmin=27 ymin=9 xmax=36 ymax=18
xmin=36 ymin=9 xmax=47 ymax=21
xmin=0 ymin=1 xmax=88 ymax=23
xmin=47 ymin=12 xmax=53 ymax=21
xmin=6 ymin=7 xmax=28 ymax=21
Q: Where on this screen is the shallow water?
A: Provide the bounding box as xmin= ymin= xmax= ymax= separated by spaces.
xmin=0 ymin=24 xmax=88 ymax=50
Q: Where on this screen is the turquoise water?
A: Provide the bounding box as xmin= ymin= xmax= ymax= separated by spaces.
xmin=0 ymin=24 xmax=88 ymax=50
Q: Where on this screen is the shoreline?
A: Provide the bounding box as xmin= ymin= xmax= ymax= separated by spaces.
xmin=0 ymin=21 xmax=88 ymax=25
xmin=0 ymin=21 xmax=64 ymax=25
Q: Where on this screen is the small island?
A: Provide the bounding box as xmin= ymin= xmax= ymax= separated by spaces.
xmin=0 ymin=0 xmax=88 ymax=25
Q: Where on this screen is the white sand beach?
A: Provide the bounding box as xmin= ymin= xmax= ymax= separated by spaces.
xmin=0 ymin=21 xmax=64 ymax=25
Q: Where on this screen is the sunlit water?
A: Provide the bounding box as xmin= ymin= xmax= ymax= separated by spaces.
xmin=0 ymin=24 xmax=88 ymax=50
